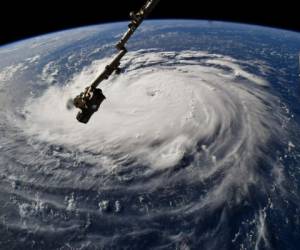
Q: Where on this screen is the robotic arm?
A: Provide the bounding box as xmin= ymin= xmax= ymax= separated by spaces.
xmin=116 ymin=0 xmax=161 ymax=50
xmin=73 ymin=0 xmax=160 ymax=124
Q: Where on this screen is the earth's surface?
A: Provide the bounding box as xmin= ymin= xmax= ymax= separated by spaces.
xmin=0 ymin=20 xmax=300 ymax=250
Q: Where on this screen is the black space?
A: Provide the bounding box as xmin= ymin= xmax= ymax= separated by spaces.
xmin=1 ymin=0 xmax=299 ymax=46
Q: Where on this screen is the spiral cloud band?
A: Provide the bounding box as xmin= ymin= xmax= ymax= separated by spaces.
xmin=2 ymin=49 xmax=287 ymax=248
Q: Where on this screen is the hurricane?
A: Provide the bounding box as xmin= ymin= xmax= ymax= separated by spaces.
xmin=1 ymin=21 xmax=300 ymax=250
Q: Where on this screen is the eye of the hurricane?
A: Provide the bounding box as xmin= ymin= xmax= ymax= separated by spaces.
xmin=20 ymin=50 xmax=278 ymax=177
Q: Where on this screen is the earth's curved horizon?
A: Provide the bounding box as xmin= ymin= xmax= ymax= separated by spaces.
xmin=0 ymin=20 xmax=300 ymax=250
xmin=2 ymin=20 xmax=300 ymax=49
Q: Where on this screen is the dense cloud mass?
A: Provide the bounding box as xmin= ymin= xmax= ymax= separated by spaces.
xmin=22 ymin=50 xmax=280 ymax=174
